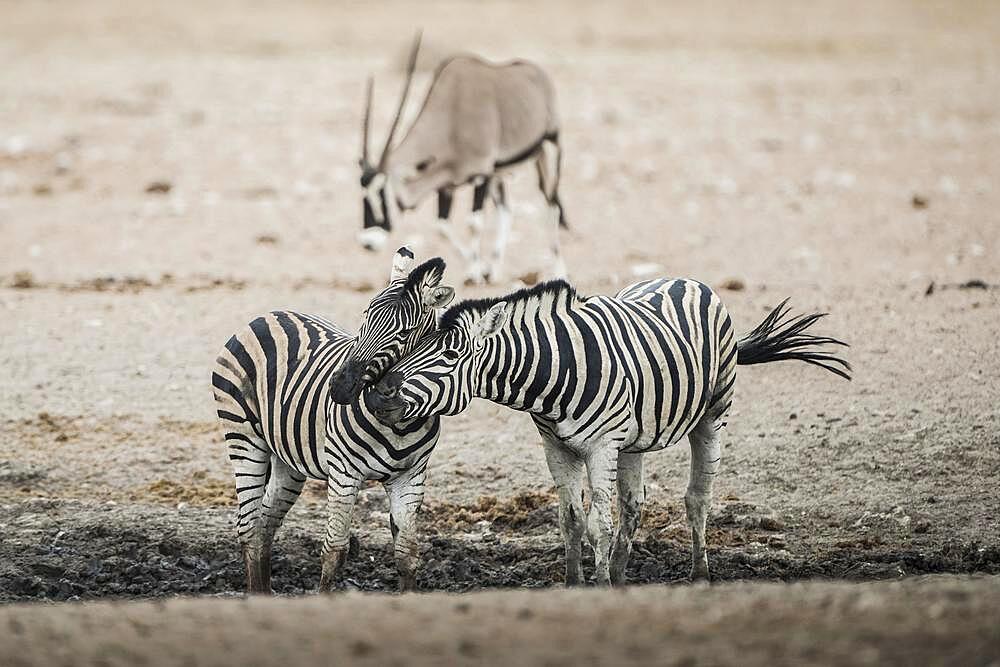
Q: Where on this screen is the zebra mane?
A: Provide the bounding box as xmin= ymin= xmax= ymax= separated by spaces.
xmin=403 ymin=257 xmax=447 ymax=292
xmin=439 ymin=279 xmax=580 ymax=330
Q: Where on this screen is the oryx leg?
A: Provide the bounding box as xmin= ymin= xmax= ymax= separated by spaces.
xmin=318 ymin=464 xmax=363 ymax=593
xmin=541 ymin=439 xmax=586 ymax=586
xmin=535 ymin=139 xmax=567 ymax=279
xmin=384 ymin=465 xmax=428 ymax=593
xmin=462 ymin=177 xmax=491 ymax=284
xmin=585 ymin=444 xmax=620 ymax=587
xmin=686 ymin=418 xmax=723 ymax=582
xmin=435 ymin=187 xmax=475 ymax=269
xmin=610 ymin=451 xmax=645 ymax=585
xmin=484 ymin=178 xmax=511 ymax=284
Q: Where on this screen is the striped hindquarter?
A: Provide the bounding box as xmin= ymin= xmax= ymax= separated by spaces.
xmin=611 ymin=278 xmax=736 ymax=452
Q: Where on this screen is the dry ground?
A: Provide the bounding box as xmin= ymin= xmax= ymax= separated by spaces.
xmin=2 ymin=576 xmax=999 ymax=667
xmin=1 ymin=0 xmax=999 ymax=662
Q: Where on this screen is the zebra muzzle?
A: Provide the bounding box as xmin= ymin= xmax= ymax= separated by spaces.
xmin=368 ymin=375 xmax=408 ymax=424
xmin=329 ymin=361 xmax=366 ymax=404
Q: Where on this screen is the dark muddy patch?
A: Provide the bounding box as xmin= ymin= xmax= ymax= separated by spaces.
xmin=2 ymin=498 xmax=999 ymax=603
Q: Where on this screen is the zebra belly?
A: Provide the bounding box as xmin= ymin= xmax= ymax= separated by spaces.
xmin=262 ymin=369 xmax=440 ymax=482
xmin=326 ymin=401 xmax=441 ymax=482
xmin=263 ymin=396 xmax=330 ymax=480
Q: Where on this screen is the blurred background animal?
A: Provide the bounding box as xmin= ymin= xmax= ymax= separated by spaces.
xmin=358 ymin=33 xmax=568 ymax=285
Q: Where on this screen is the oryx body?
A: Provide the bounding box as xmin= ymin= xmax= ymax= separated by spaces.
xmin=360 ymin=36 xmax=568 ymax=284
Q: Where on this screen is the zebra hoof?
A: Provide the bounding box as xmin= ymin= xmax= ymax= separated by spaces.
xmin=689 ymin=568 xmax=711 ymax=583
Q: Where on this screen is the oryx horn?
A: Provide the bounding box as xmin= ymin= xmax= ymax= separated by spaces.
xmin=378 ymin=30 xmax=422 ymax=171
xmin=361 ymin=76 xmax=374 ymax=168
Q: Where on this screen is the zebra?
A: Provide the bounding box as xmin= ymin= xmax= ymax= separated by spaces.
xmin=367 ymin=278 xmax=850 ymax=586
xmin=211 ymin=247 xmax=456 ymax=593
xmin=358 ymin=32 xmax=567 ymax=284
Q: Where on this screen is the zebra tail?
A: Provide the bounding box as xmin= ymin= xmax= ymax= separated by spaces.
xmin=736 ymin=298 xmax=852 ymax=380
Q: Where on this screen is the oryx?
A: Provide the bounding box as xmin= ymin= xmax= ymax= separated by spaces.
xmin=358 ymin=33 xmax=568 ymax=284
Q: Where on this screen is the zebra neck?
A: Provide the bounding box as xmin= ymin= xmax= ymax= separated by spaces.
xmin=471 ymin=302 xmax=579 ymax=418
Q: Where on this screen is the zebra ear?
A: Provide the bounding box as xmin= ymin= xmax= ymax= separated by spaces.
xmin=472 ymin=302 xmax=509 ymax=340
xmin=389 ymin=245 xmax=415 ymax=282
xmin=423 ymin=285 xmax=455 ymax=309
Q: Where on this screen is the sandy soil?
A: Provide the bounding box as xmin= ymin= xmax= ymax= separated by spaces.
xmin=1 ymin=0 xmax=999 ymax=660
xmin=2 ymin=576 xmax=999 ymax=666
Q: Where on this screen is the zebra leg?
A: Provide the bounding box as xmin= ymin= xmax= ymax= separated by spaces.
xmin=484 ymin=178 xmax=511 ymax=284
xmin=585 ymin=445 xmax=620 ymax=587
xmin=225 ymin=424 xmax=275 ymax=594
xmin=541 ymin=440 xmax=586 ymax=586
xmin=610 ymin=451 xmax=645 ymax=585
xmin=463 ymin=177 xmax=491 ymax=285
xmin=686 ymin=418 xmax=723 ymax=582
xmin=384 ymin=466 xmax=427 ymax=593
xmin=248 ymin=455 xmax=306 ymax=594
xmin=318 ymin=467 xmax=363 ymax=593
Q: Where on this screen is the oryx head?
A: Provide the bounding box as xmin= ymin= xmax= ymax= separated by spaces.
xmin=358 ymin=32 xmax=422 ymax=252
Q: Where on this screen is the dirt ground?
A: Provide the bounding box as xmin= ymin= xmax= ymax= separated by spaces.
xmin=1 ymin=0 xmax=999 ymax=661
xmin=1 ymin=576 xmax=998 ymax=667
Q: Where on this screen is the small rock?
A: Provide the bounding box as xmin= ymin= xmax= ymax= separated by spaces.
xmin=911 ymin=194 xmax=928 ymax=209
xmin=255 ymin=234 xmax=279 ymax=245
xmin=759 ymin=516 xmax=785 ymax=531
xmin=630 ymin=262 xmax=665 ymax=278
xmin=719 ymin=278 xmax=745 ymax=291
xmin=11 ymin=271 xmax=36 ymax=289
xmin=32 ymin=183 xmax=53 ymax=196
xmin=3 ymin=135 xmax=28 ymax=156
xmin=517 ymin=271 xmax=540 ymax=286
xmin=145 ymin=180 xmax=172 ymax=194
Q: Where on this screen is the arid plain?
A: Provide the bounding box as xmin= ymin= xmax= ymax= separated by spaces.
xmin=0 ymin=1 xmax=998 ymax=663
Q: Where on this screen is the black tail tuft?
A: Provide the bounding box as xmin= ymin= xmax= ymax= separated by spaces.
xmin=737 ymin=299 xmax=852 ymax=380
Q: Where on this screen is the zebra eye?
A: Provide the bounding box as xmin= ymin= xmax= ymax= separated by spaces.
xmin=441 ymin=349 xmax=460 ymax=361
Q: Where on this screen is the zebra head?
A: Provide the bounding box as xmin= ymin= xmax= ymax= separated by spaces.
xmin=329 ymin=246 xmax=455 ymax=404
xmin=369 ymin=301 xmax=510 ymax=425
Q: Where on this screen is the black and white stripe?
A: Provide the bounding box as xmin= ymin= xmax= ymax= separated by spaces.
xmin=212 ymin=252 xmax=454 ymax=593
xmin=371 ymin=277 xmax=850 ymax=586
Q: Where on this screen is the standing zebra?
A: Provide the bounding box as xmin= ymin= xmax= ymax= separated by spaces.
xmin=368 ymin=278 xmax=850 ymax=585
xmin=211 ymin=247 xmax=455 ymax=593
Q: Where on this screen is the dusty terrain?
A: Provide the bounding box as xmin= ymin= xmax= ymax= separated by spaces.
xmin=2 ymin=576 xmax=998 ymax=667
xmin=1 ymin=0 xmax=999 ymax=662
